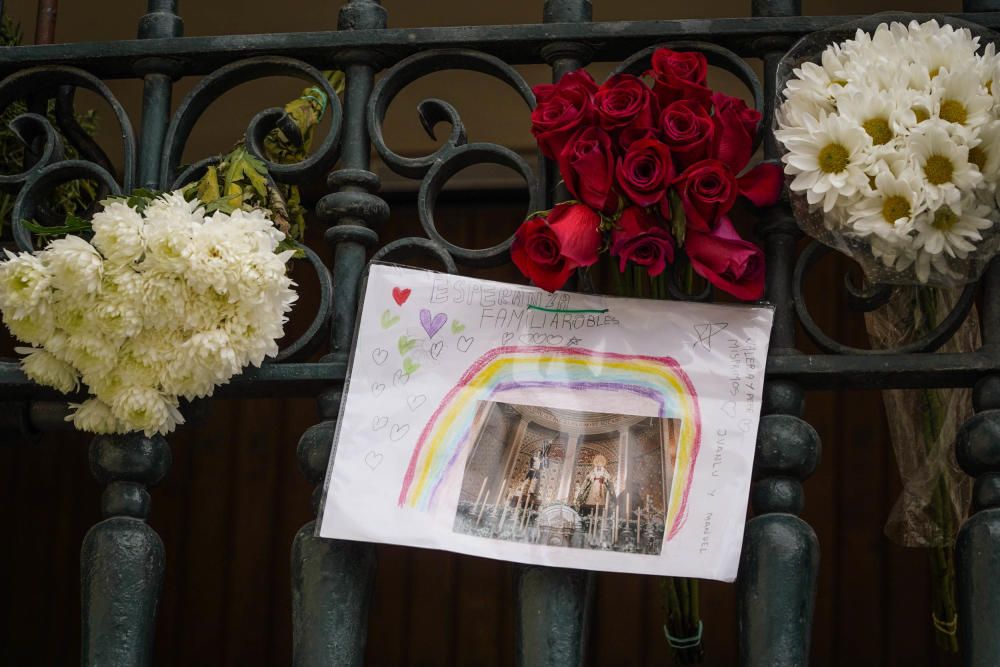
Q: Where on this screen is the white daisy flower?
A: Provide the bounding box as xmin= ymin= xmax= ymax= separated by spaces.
xmin=847 ymin=170 xmax=925 ymax=240
xmin=931 ymin=69 xmax=993 ymax=134
xmin=914 ymin=195 xmax=994 ymax=259
xmin=909 ymin=124 xmax=982 ymax=206
xmin=777 ymin=112 xmax=871 ymax=212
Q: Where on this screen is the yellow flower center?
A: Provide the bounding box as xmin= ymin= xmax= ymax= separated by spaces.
xmin=929 ymin=67 xmax=941 ymax=79
xmin=881 ymin=195 xmax=911 ymax=224
xmin=932 ymin=206 xmax=959 ymax=231
xmin=988 ymin=79 xmax=994 ymax=95
xmin=939 ymin=99 xmax=968 ymax=125
xmin=862 ymin=117 xmax=893 ymax=145
xmin=817 ymin=142 xmax=849 ymax=173
xmin=924 ymin=155 xmax=954 ymax=185
xmin=970 ymin=146 xmax=987 ymax=172
xmin=913 ymin=107 xmax=930 ymax=123
xmin=830 ymin=78 xmax=848 ymax=87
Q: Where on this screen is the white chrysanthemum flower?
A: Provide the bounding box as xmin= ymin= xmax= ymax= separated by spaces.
xmin=778 ymin=113 xmax=871 ymax=211
xmin=42 ymin=235 xmax=104 ymax=298
xmin=847 ymin=170 xmax=925 ymax=240
xmin=140 ymin=270 xmax=190 ymax=331
xmin=914 ymin=195 xmax=994 ymax=259
xmin=67 ymin=398 xmax=124 ymax=434
xmin=3 ymin=308 xmax=55 ymax=346
xmin=910 ymin=124 xmax=982 ymax=206
xmin=91 ymin=200 xmax=145 ymax=266
xmin=109 ymin=385 xmax=184 ymax=436
xmin=0 ymin=250 xmax=53 ymax=320
xmin=16 ymin=346 xmax=79 ymax=393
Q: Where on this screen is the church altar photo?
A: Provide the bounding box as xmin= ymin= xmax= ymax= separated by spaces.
xmin=453 ymin=401 xmax=679 ymax=555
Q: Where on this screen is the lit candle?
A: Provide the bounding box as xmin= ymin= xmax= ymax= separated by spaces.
xmin=636 ymin=508 xmax=642 ymax=546
xmin=473 ymin=477 xmax=488 ymax=514
xmin=476 ymin=489 xmax=489 ymax=526
xmin=626 ymin=492 xmax=631 ymax=521
xmin=614 ymin=506 xmax=620 ymax=544
xmin=494 ymin=480 xmax=507 ymax=505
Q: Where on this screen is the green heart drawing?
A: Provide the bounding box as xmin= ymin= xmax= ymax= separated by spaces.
xmin=402 ymin=357 xmax=420 ymax=375
xmin=398 ymin=335 xmax=418 ymax=355
xmin=451 ymin=320 xmax=465 ymax=334
xmin=381 ymin=309 xmax=400 ymax=329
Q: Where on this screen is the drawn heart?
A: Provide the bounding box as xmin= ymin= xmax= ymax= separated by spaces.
xmin=372 ymin=416 xmax=389 ymax=431
xmin=429 ymin=340 xmax=444 ymax=360
xmin=402 ymin=357 xmax=420 ymax=376
xmin=365 ymin=451 xmax=384 ymax=470
xmin=371 ymin=382 xmax=386 ymax=397
xmin=457 ymin=335 xmax=474 ymax=353
xmin=371 ymin=348 xmax=389 ymax=365
xmin=451 ymin=320 xmax=465 ymax=334
xmin=407 ymin=394 xmax=427 ymax=411
xmin=392 ymin=369 xmax=410 ymax=387
xmin=392 ymin=287 xmax=411 ymax=306
xmin=419 ymin=308 xmax=448 ymax=339
xmin=398 ymin=335 xmax=418 ymax=355
xmin=721 ymin=401 xmax=737 ymax=418
xmin=380 ymin=309 xmax=400 ymax=329
xmin=501 ymin=331 xmax=514 ymax=346
xmin=390 ymin=424 xmax=410 ymax=441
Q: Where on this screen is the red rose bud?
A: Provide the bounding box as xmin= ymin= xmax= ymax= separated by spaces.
xmin=611 ymin=206 xmax=675 ymax=277
xmin=685 ymin=217 xmax=764 ymax=301
xmin=594 ymin=73 xmax=658 ymax=133
xmin=558 ymin=126 xmax=618 ymax=214
xmin=511 ymin=213 xmax=576 ymax=292
xmin=648 ymin=48 xmax=711 ymax=109
xmin=659 ymin=99 xmax=714 ymax=169
xmin=710 ymin=92 xmax=761 ymax=172
xmin=548 ymin=202 xmax=602 ymax=268
xmin=675 ymin=159 xmax=738 ymax=232
xmin=737 ymin=162 xmax=783 ymax=208
xmin=531 ymin=69 xmax=599 ymax=159
xmin=615 ymin=137 xmax=676 ymax=208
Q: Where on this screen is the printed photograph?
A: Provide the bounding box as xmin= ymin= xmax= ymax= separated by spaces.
xmin=452 ymin=401 xmax=679 ymax=555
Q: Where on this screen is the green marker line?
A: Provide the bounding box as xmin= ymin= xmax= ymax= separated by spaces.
xmin=527 ymin=305 xmax=609 ymax=314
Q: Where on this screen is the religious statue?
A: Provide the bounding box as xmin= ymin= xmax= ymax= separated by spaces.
xmin=575 ymin=454 xmax=616 ymax=514
xmin=522 ymin=440 xmax=551 ymax=504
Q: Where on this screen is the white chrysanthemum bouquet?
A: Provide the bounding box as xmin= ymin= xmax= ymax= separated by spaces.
xmin=0 ymin=191 xmax=297 ymax=435
xmin=776 ymin=18 xmax=1000 ymax=285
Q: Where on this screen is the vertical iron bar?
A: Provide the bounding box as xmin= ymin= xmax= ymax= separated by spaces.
xmin=135 ymin=0 xmax=182 ymax=190
xmin=80 ymin=434 xmax=171 ymax=666
xmin=79 ymin=6 xmax=181 ymax=665
xmin=291 ymin=2 xmax=388 ymax=666
xmin=738 ymin=2 xmax=821 ymax=665
xmin=512 ymin=3 xmax=595 ymax=667
xmin=954 ymin=9 xmax=1000 ymax=667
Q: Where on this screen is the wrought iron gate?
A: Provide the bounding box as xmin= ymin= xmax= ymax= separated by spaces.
xmin=2 ymin=0 xmax=1000 ymax=665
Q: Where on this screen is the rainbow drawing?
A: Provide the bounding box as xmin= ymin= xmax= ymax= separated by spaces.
xmin=398 ymin=346 xmax=702 ymax=541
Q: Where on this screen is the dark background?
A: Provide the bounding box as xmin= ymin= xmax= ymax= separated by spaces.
xmin=0 ymin=0 xmax=974 ymax=665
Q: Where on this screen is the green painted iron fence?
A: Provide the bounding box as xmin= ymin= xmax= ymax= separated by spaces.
xmin=2 ymin=0 xmax=1000 ymax=665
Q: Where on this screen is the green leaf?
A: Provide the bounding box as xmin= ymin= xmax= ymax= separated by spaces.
xmin=669 ymin=189 xmax=686 ymax=248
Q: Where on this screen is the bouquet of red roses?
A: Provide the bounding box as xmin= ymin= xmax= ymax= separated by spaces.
xmin=514 ymin=48 xmax=783 ymax=300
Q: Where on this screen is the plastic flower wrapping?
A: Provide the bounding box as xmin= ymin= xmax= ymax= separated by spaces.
xmin=0 ymin=191 xmax=297 ymax=436
xmin=515 ymin=48 xmax=783 ymax=300
xmin=775 ymin=16 xmax=1000 ymax=286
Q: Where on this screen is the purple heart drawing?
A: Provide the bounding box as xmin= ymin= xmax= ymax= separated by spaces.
xmin=419 ymin=308 xmax=447 ymax=339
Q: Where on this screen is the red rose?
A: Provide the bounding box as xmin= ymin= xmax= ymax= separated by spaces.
xmin=511 ymin=215 xmax=576 ymax=292
xmin=648 ymin=48 xmax=711 ymax=109
xmin=675 ymin=159 xmax=737 ymax=232
xmin=511 ymin=203 xmax=601 ymax=292
xmin=685 ymin=217 xmax=764 ymax=301
xmin=611 ymin=206 xmax=675 ymax=277
xmin=531 ymin=70 xmax=598 ymax=159
xmin=711 ymin=92 xmax=761 ymax=172
xmin=558 ymin=126 xmax=618 ymax=214
xmin=660 ymin=100 xmax=714 ymax=169
xmin=549 ymin=202 xmax=602 ymax=268
xmin=594 ymin=74 xmax=658 ymax=133
xmin=615 ymin=138 xmax=675 ymax=210
xmin=737 ymin=162 xmax=783 ymax=208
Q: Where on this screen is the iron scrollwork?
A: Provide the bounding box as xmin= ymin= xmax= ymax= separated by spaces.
xmin=367 ymin=48 xmax=541 ymax=270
